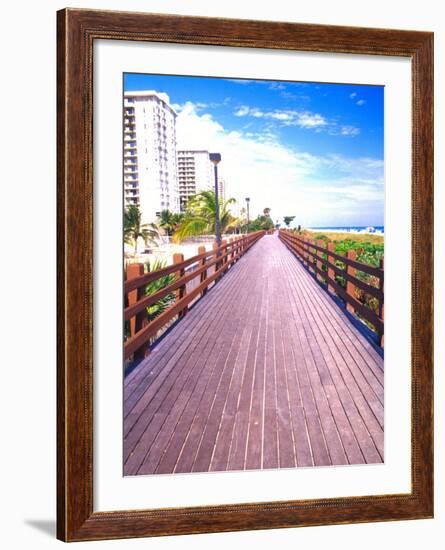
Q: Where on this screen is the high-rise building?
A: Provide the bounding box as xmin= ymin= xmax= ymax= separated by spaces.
xmin=123 ymin=91 xmax=180 ymax=224
xmin=177 ymin=150 xmax=214 ymax=211
xmin=218 ymin=179 xmax=226 ymax=204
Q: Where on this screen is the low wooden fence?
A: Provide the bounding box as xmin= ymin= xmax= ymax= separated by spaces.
xmin=124 ymin=231 xmax=265 ymax=360
xmin=279 ymin=229 xmax=384 ymax=346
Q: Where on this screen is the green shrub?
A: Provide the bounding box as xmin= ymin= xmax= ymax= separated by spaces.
xmin=144 ymin=259 xmax=176 ymax=322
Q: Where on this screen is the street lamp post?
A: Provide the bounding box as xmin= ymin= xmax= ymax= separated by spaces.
xmin=245 ymin=197 xmax=250 ymax=234
xmin=209 ymin=153 xmax=222 ymax=248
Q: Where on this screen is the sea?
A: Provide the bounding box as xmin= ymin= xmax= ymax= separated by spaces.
xmin=307 ymin=226 xmax=384 ymax=235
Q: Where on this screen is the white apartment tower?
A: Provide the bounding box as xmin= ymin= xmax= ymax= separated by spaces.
xmin=123 ymin=91 xmax=180 ymax=223
xmin=177 ymin=150 xmax=215 ymax=211
xmin=218 ymin=179 xmax=226 ymax=204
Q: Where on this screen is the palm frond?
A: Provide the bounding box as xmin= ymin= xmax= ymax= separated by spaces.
xmin=172 ymin=189 xmax=239 ymax=242
xmin=173 ymin=216 xmax=209 ymax=243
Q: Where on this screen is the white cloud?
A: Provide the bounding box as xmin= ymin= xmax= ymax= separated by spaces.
xmin=232 ymin=106 xmax=328 ymax=129
xmin=175 ymin=102 xmax=383 ymax=226
xmin=271 ymin=112 xmax=293 ymax=121
xmin=338 ymin=125 xmax=361 ymax=136
xmin=295 ymin=112 xmax=327 ymax=128
xmin=226 ymin=79 xmax=261 ymax=85
xmin=269 ymin=82 xmax=286 ymax=91
xmin=234 ymin=106 xmax=250 ymax=116
xmin=232 ymin=106 xmax=360 ymax=136
xmin=349 ymin=93 xmax=366 ymax=106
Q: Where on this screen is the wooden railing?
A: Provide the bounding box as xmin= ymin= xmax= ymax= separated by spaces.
xmin=124 ymin=231 xmax=265 ymax=360
xmin=279 ymin=229 xmax=384 ymax=346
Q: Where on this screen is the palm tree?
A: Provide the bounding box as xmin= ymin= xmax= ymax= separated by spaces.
xmin=283 ymin=216 xmax=295 ymax=228
xmin=124 ymin=205 xmax=159 ymax=254
xmin=171 ymin=212 xmax=185 ymax=230
xmin=158 ymin=209 xmax=177 ymax=237
xmin=173 ymin=189 xmax=237 ymax=243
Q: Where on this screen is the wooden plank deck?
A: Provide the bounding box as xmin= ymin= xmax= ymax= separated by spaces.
xmin=124 ymin=233 xmax=384 ymax=476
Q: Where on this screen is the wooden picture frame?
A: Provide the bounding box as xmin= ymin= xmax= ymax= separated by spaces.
xmin=57 ymin=8 xmax=434 ymax=542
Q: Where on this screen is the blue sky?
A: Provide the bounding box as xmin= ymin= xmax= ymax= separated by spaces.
xmin=124 ymin=74 xmax=384 ymax=227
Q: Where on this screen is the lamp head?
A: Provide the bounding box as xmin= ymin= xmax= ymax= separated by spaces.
xmin=209 ymin=153 xmax=221 ymax=165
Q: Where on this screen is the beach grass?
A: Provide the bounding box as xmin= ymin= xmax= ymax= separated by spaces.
xmin=304 ymin=229 xmax=384 ymax=245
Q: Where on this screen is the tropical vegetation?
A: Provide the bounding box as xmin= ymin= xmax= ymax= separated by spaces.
xmin=173 ymin=189 xmax=238 ymax=242
xmin=124 ymin=205 xmax=159 ymax=254
xmin=291 ymin=228 xmax=384 ymax=332
xmin=248 ymin=214 xmax=275 ymax=232
xmin=143 ymin=259 xmax=176 ymax=322
xmin=158 ymin=209 xmax=184 ymax=237
xmin=124 ymin=258 xmax=176 ymax=342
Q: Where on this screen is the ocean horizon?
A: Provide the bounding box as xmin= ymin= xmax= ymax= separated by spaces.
xmin=306 ymin=225 xmax=384 ymax=235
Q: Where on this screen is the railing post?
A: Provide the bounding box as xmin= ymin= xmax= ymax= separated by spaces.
xmin=304 ymin=237 xmax=309 ymax=267
xmin=173 ymin=252 xmax=187 ymax=318
xmin=346 ymin=249 xmax=357 ymax=313
xmin=379 ymin=257 xmax=384 ymax=347
xmin=213 ymin=241 xmax=220 ymax=280
xmin=222 ymin=239 xmax=228 ymax=272
xmin=317 ymin=240 xmax=324 ymax=283
xmin=327 ymin=242 xmax=335 ymax=293
xmin=198 ymin=245 xmax=208 ymax=297
xmin=296 ymin=236 xmax=302 ymax=262
xmin=308 ymin=239 xmax=314 ymax=273
xmin=126 ymin=262 xmax=149 ymax=359
xmin=295 ymin=235 xmax=303 ymax=264
xmin=229 ymin=238 xmax=234 ymax=267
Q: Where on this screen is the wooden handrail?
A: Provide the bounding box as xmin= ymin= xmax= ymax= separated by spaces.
xmin=124 ymin=231 xmax=265 ymax=359
xmin=124 ymin=249 xmax=211 ymax=293
xmin=283 ymin=235 xmax=383 ymax=299
xmin=280 ymin=231 xmax=383 ymax=278
xmin=125 ymin=244 xmax=239 ymax=320
xmin=279 ymin=229 xmax=384 ymax=345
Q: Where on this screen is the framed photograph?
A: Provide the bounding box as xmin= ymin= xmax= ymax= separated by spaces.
xmin=57 ymin=8 xmax=433 ymax=542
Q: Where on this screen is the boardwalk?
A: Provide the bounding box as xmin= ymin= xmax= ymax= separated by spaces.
xmin=124 ymin=233 xmax=384 ymax=476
